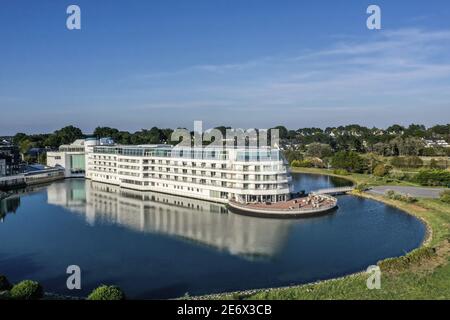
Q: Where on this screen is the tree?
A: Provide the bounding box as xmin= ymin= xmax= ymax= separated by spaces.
xmin=372 ymin=142 xmax=391 ymax=156
xmin=373 ymin=164 xmax=390 ymax=177
xmin=331 ymin=151 xmax=366 ymax=173
xmin=414 ymin=169 xmax=450 ymax=187
xmin=87 ymin=285 xmax=126 ymax=300
xmin=93 ymin=127 xmax=120 ymax=139
xmin=305 ymin=143 xmax=333 ymax=159
xmin=12 ymin=133 xmax=28 ymax=145
xmin=386 ymin=124 xmax=405 ymax=134
xmin=404 ymin=124 xmax=426 ymax=137
xmin=43 ymin=134 xmax=61 ymax=148
xmin=53 ymin=126 xmax=84 ymax=145
xmin=283 ymin=150 xmax=303 ymax=164
xmin=19 ymin=139 xmax=32 ymax=159
xmin=389 ymin=137 xmax=425 ymax=156
xmin=271 ymin=126 xmax=288 ymax=140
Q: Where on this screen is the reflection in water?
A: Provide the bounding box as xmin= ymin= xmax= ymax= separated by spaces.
xmin=0 ymin=196 xmax=20 ymax=221
xmin=47 ymin=179 xmax=293 ymax=259
xmin=0 ymin=174 xmax=425 ymax=298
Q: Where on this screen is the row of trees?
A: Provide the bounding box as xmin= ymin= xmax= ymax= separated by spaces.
xmin=277 ymin=124 xmax=450 ymax=141
xmin=279 ymin=124 xmax=450 ymax=157
xmin=9 ymin=126 xmax=175 ymax=159
xmin=4 ymin=123 xmax=449 ymax=161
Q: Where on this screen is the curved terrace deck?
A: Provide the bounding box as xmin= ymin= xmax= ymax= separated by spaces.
xmin=228 ymin=194 xmax=338 ymax=218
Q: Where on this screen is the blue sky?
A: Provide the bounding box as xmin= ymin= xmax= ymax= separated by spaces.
xmin=1 ymin=0 xmax=450 ymax=134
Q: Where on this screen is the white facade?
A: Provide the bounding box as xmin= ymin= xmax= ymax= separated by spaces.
xmin=47 ymin=139 xmax=86 ymax=178
xmin=85 ymin=143 xmax=292 ymax=204
xmin=424 ymin=139 xmax=450 ymax=148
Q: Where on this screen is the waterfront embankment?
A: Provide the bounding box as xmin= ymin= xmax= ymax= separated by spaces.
xmin=186 ymin=168 xmax=450 ymax=300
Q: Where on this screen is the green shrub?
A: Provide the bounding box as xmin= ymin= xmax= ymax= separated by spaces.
xmin=0 ymin=275 xmax=12 ymax=291
xmin=390 ymin=156 xmax=405 ymax=168
xmin=291 ymin=159 xmax=313 ymax=168
xmin=440 ymin=190 xmax=450 ymax=204
xmin=385 ymin=190 xmax=396 ymax=198
xmin=401 ymin=194 xmax=418 ymax=203
xmin=390 ymin=156 xmax=424 ymax=168
xmin=373 ymin=164 xmax=390 ymax=177
xmin=414 ymin=169 xmax=450 ymax=187
xmin=284 ymin=150 xmax=303 ymax=164
xmin=331 ymin=151 xmax=366 ymax=173
xmin=355 ymin=183 xmax=369 ymax=192
xmin=87 ymin=285 xmax=126 ymax=300
xmin=407 ymin=156 xmax=424 ymax=168
xmin=10 ymin=280 xmax=44 ymax=300
xmin=333 ymin=169 xmax=349 ymax=175
xmin=389 ymin=170 xmax=406 ymax=180
xmin=384 ymin=190 xmax=417 ymax=203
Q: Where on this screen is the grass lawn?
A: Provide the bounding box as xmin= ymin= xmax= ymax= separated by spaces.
xmin=290 ymin=167 xmax=421 ymax=187
xmin=195 ymin=168 xmax=450 ymax=300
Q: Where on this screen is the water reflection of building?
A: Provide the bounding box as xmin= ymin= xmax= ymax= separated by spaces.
xmin=47 ymin=180 xmax=293 ymax=259
xmin=0 ymin=195 xmax=20 ymax=221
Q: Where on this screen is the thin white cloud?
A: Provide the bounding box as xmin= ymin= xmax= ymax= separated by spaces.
xmin=127 ymin=28 xmax=450 ymax=121
xmin=4 ymin=28 xmax=449 ymax=133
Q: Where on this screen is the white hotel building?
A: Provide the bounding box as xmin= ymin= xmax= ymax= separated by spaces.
xmin=85 ymin=139 xmax=293 ymax=204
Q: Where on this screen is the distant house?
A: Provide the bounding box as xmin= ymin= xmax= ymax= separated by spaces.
xmin=423 ymin=139 xmax=450 ymax=148
xmin=372 ymin=129 xmax=386 ymax=136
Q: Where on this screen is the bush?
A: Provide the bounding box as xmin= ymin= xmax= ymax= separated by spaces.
xmin=414 ymin=169 xmax=450 ymax=187
xmin=10 ymin=280 xmax=44 ymax=300
xmin=384 ymin=190 xmax=417 ymax=203
xmin=284 ymin=150 xmax=303 ymax=164
xmin=385 ymin=190 xmax=396 ymax=198
xmin=390 ymin=156 xmax=424 ymax=168
xmin=331 ymin=151 xmax=366 ymax=173
xmin=388 ymin=170 xmax=406 ymax=180
xmin=402 ymin=194 xmax=418 ymax=203
xmin=390 ymin=157 xmax=405 ymax=168
xmin=407 ymin=156 xmax=424 ymax=168
xmin=373 ymin=164 xmax=390 ymax=177
xmin=291 ymin=159 xmax=313 ymax=168
xmin=440 ymin=190 xmax=450 ymax=204
xmin=355 ymin=183 xmax=369 ymax=192
xmin=87 ymin=285 xmax=126 ymax=300
xmin=0 ymin=275 xmax=12 ymax=291
xmin=333 ymin=169 xmax=349 ymax=175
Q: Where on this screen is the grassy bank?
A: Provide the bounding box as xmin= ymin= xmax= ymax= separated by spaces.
xmin=193 ymin=168 xmax=450 ymax=300
xmin=290 ymin=167 xmax=422 ymax=187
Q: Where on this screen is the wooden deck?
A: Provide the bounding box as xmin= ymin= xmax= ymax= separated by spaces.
xmin=227 ymin=194 xmax=338 ymax=218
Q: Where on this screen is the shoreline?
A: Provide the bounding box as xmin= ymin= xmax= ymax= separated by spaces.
xmin=350 ymin=191 xmax=433 ymax=247
xmin=186 ymin=168 xmax=442 ymax=300
xmin=2 ymin=169 xmax=445 ymax=300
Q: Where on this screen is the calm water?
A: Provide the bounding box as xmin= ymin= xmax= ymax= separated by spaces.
xmin=0 ymin=173 xmax=425 ymax=299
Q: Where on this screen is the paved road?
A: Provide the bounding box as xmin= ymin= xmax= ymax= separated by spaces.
xmin=368 ymin=186 xmax=445 ymax=199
